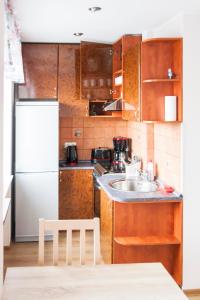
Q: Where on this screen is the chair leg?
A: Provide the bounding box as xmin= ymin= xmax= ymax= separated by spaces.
xmin=38 ymin=218 xmax=45 ymax=265
xmin=94 ymin=218 xmax=101 ymax=264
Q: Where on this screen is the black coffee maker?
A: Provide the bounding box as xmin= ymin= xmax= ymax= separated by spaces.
xmin=64 ymin=142 xmax=78 ymax=165
xmin=112 ymin=137 xmax=131 ymax=173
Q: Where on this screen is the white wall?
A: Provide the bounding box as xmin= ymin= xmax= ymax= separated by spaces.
xmin=0 ymin=0 xmax=4 ymax=295
xmin=3 ymin=78 xmax=14 ymax=189
xmin=142 ymin=13 xmax=184 ymax=39
xmin=182 ymin=14 xmax=200 ymax=289
xmin=143 ymin=13 xmax=200 ymax=289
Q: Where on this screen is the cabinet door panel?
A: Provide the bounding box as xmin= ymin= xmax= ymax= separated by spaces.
xmin=58 ymin=44 xmax=80 ymax=103
xmin=100 ymin=190 xmax=113 ymax=264
xmin=59 ymin=170 xmax=93 ymax=219
xmin=122 ymin=36 xmax=141 ymax=121
xmin=18 ymin=44 xmax=58 ymax=99
xmin=81 ymin=42 xmax=112 ymax=100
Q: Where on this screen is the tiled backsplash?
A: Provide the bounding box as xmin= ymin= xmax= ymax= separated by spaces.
xmin=127 ymin=121 xmax=181 ymax=190
xmin=60 ymin=117 xmax=128 ymax=160
xmin=154 ymin=123 xmax=182 ymax=191
xmin=59 ymin=104 xmax=181 ymax=190
xmin=127 ymin=122 xmax=154 ymax=169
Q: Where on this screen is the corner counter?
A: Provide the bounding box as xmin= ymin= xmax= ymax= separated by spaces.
xmin=96 ymin=174 xmax=182 ymax=202
xmin=59 ymin=161 xmax=94 ymax=170
xmin=99 ymin=174 xmax=183 ymax=286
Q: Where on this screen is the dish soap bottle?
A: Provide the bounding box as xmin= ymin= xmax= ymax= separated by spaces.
xmin=147 ymin=160 xmax=154 ymax=181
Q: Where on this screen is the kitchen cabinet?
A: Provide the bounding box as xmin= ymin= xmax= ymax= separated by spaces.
xmin=100 ymin=191 xmax=183 ymax=285
xmin=18 ymin=43 xmax=59 ymax=99
xmin=112 ymin=35 xmax=142 ymax=121
xmin=81 ymin=36 xmax=141 ymax=120
xmin=141 ymin=38 xmax=183 ymax=122
xmin=59 ymin=169 xmax=94 ymax=219
xmin=58 ymin=44 xmax=80 ymax=103
xmin=80 ymin=41 xmax=113 ymax=101
xmin=100 ymin=190 xmax=113 ymax=264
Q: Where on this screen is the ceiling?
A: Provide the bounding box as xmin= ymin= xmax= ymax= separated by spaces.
xmin=13 ymin=0 xmax=200 ymax=43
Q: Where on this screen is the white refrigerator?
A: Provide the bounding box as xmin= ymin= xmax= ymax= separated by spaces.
xmin=15 ymin=101 xmax=58 ymax=242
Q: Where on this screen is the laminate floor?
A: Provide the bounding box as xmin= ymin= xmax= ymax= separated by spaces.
xmin=4 ymin=231 xmax=199 ymax=300
xmin=4 ymin=231 xmax=103 ymax=272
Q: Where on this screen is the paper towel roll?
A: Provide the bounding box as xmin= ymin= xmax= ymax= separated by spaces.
xmin=164 ymin=96 xmax=177 ymax=121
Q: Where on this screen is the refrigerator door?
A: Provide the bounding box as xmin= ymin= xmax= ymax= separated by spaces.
xmin=15 ymin=101 xmax=58 ymax=173
xmin=15 ymin=172 xmax=58 ymax=242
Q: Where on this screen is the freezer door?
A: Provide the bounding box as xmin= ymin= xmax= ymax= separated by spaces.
xmin=15 ymin=172 xmax=58 ymax=242
xmin=15 ymin=102 xmax=58 ymax=172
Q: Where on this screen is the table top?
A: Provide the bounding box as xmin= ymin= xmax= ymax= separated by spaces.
xmin=2 ymin=263 xmax=187 ymax=300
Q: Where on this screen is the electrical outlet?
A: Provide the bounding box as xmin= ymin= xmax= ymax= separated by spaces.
xmin=74 ymin=129 xmax=81 ymax=137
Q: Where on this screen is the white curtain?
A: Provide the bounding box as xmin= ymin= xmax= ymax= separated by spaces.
xmin=4 ymin=0 xmax=24 ymax=83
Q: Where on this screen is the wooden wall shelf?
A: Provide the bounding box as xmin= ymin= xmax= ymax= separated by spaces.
xmin=88 ymin=112 xmax=122 ymax=118
xmin=143 ymin=78 xmax=180 ymax=83
xmin=113 ymin=69 xmax=123 ymax=75
xmin=141 ymin=38 xmax=183 ymax=122
xmin=114 ymin=235 xmax=181 ymax=246
xmin=142 ymin=37 xmax=182 ymax=43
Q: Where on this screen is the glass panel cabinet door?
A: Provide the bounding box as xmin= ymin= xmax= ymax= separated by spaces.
xmin=80 ymin=41 xmax=113 ymax=101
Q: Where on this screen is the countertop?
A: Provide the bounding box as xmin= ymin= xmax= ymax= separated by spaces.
xmin=59 ymin=161 xmax=94 ymax=170
xmin=96 ymin=173 xmax=183 ymax=202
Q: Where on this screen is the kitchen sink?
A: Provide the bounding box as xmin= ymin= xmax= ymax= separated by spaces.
xmin=109 ymin=179 xmax=157 ymax=193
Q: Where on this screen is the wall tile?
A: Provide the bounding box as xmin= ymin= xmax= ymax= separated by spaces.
xmin=60 ymin=117 xmax=73 ymax=127
xmin=72 ymin=117 xmax=84 ymax=128
xmin=83 ymin=117 xmax=96 ymax=128
xmin=60 ymin=128 xmax=72 ymax=139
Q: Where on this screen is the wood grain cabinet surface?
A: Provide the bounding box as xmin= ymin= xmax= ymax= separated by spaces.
xmin=59 ymin=169 xmax=94 ymax=219
xmin=141 ymin=38 xmax=183 ymax=122
xmin=112 ymin=35 xmax=142 ymax=121
xmin=100 ymin=190 xmax=113 ymax=264
xmin=58 ymin=44 xmax=80 ymax=103
xmin=80 ymin=41 xmax=113 ymax=101
xmin=18 ymin=43 xmax=59 ymax=99
xmin=100 ymin=191 xmax=183 ymax=286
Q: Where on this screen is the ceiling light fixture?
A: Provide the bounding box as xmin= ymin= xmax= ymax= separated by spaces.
xmin=73 ymin=32 xmax=84 ymax=37
xmin=88 ymin=6 xmax=102 ymax=13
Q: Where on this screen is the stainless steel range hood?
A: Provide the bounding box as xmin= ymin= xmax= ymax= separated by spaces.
xmin=103 ymin=99 xmax=135 ymax=111
xmin=103 ymin=99 xmax=122 ymax=111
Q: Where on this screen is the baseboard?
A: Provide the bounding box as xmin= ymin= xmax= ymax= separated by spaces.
xmin=15 ymin=234 xmax=53 ymax=242
xmin=184 ymin=289 xmax=200 ymax=297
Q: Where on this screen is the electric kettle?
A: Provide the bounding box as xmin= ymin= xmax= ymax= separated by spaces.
xmin=64 ymin=142 xmax=78 ymax=165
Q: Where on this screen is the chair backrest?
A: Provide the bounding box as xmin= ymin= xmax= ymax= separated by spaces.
xmin=38 ymin=218 xmax=101 ymax=266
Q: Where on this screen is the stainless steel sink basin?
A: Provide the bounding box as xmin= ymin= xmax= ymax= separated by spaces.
xmin=109 ymin=179 xmax=157 ymax=193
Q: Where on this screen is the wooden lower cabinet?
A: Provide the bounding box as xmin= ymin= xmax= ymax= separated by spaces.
xmin=100 ymin=190 xmax=113 ymax=264
xmin=59 ymin=169 xmax=94 ymax=219
xmin=100 ymin=191 xmax=183 ymax=285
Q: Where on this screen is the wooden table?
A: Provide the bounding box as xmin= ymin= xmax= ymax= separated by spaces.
xmin=2 ymin=263 xmax=188 ymax=300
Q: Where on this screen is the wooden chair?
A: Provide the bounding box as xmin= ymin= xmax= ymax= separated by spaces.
xmin=38 ymin=218 xmax=101 ymax=266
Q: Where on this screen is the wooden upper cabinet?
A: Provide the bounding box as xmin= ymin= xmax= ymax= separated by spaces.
xmin=80 ymin=41 xmax=113 ymax=101
xmin=18 ymin=43 xmax=58 ymax=99
xmin=141 ymin=38 xmax=183 ymax=122
xmin=112 ymin=35 xmax=142 ymax=121
xmin=58 ymin=44 xmax=80 ymax=103
xmin=122 ymin=35 xmax=141 ymax=121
